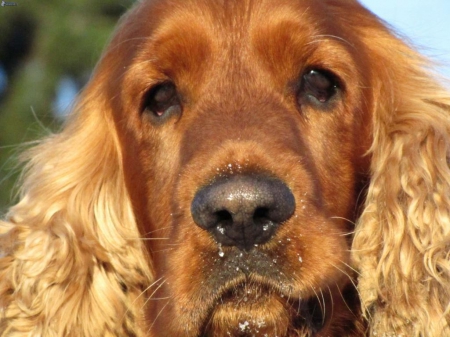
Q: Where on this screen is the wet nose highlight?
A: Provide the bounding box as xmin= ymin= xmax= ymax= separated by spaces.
xmin=191 ymin=175 xmax=295 ymax=251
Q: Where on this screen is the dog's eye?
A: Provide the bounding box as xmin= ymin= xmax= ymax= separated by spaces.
xmin=142 ymin=82 xmax=182 ymax=121
xmin=298 ymin=69 xmax=339 ymax=106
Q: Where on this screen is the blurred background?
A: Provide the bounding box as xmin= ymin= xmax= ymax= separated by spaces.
xmin=0 ymin=0 xmax=134 ymax=213
xmin=0 ymin=0 xmax=449 ymax=214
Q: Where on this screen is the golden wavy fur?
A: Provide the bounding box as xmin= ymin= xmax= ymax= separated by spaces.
xmin=1 ymin=0 xmax=450 ymax=336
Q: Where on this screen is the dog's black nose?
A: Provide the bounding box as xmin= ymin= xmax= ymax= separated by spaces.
xmin=191 ymin=175 xmax=295 ymax=251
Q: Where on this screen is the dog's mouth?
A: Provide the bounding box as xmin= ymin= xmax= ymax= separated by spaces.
xmin=183 ymin=246 xmax=331 ymax=336
xmin=199 ymin=278 xmax=327 ymax=337
xmin=158 ymin=244 xmax=346 ymax=336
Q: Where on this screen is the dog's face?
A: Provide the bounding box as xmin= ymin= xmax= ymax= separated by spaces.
xmin=104 ymin=0 xmax=374 ymax=335
xmin=2 ymin=0 xmax=449 ymax=336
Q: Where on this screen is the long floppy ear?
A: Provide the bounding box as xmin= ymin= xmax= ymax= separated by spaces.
xmin=0 ymin=82 xmax=152 ymax=336
xmin=352 ymin=23 xmax=450 ymax=336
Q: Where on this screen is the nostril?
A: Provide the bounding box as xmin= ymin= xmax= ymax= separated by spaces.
xmin=253 ymin=207 xmax=269 ymax=224
xmin=215 ymin=210 xmax=233 ymax=226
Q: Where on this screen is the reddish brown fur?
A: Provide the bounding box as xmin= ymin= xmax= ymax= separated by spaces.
xmin=2 ymin=0 xmax=450 ymax=336
xmin=109 ymin=0 xmax=374 ymax=335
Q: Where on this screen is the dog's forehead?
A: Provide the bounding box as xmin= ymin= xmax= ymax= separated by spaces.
xmin=137 ymin=0 xmax=323 ymax=46
xmin=111 ymin=0 xmax=359 ymax=87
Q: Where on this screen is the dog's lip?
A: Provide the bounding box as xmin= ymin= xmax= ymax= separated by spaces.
xmin=199 ymin=276 xmax=325 ymax=337
xmin=207 ymin=246 xmax=289 ymax=287
xmin=212 ymin=272 xmax=294 ymax=304
xmin=212 ymin=276 xmax=302 ymax=312
xmin=203 ymin=245 xmax=295 ymax=295
xmin=179 ymin=246 xmax=327 ymax=336
xmin=195 ymin=248 xmax=296 ymax=324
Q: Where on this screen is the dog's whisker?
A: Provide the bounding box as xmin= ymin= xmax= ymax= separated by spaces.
xmin=308 ymin=34 xmax=354 ymax=48
xmin=147 ymin=299 xmax=171 ymax=333
xmin=329 ymin=261 xmax=365 ymax=320
xmin=123 ymin=236 xmax=170 ymax=241
xmin=329 ymin=261 xmax=358 ymax=284
xmin=142 ymin=279 xmax=168 ymax=311
xmin=333 ymin=281 xmax=362 ymax=320
xmin=336 ymin=260 xmax=360 ymax=277
xmin=329 ymin=216 xmax=356 ymax=226
xmin=163 ymin=243 xmax=182 ymax=247
xmin=285 ymin=287 xmax=292 ymax=305
xmin=143 ymin=277 xmax=166 ymax=292
xmin=326 ymin=285 xmax=334 ymax=325
xmin=121 ymin=277 xmax=166 ymax=323
xmin=310 ymin=285 xmax=324 ymax=319
xmin=146 ymin=296 xmax=171 ymax=300
xmin=151 ymin=248 xmax=175 ymax=254
xmin=141 ymin=226 xmax=173 ymax=236
xmin=319 ymin=288 xmax=327 ymax=326
xmin=350 ymin=244 xmax=382 ymax=253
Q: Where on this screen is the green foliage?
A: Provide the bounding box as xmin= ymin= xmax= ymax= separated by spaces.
xmin=0 ymin=0 xmax=134 ymax=213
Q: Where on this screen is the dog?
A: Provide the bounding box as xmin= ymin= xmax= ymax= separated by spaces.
xmin=1 ymin=0 xmax=450 ymax=336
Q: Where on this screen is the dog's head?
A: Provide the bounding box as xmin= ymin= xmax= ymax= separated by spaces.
xmin=3 ymin=0 xmax=449 ymax=336
xmin=98 ymin=0 xmax=379 ymax=335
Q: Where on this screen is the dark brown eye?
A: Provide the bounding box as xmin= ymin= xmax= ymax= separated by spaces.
xmin=142 ymin=82 xmax=182 ymax=122
xmin=298 ymin=69 xmax=339 ymax=106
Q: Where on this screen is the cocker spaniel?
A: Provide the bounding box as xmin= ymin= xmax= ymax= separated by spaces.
xmin=1 ymin=0 xmax=450 ymax=336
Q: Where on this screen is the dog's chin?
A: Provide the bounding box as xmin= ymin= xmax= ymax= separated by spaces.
xmin=201 ymin=283 xmax=323 ymax=337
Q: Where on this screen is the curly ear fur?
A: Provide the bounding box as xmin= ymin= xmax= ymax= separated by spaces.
xmin=0 ymin=85 xmax=152 ymax=336
xmin=352 ymin=24 xmax=450 ymax=336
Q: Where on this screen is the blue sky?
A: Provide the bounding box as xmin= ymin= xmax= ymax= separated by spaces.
xmin=359 ymin=0 xmax=450 ymax=80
